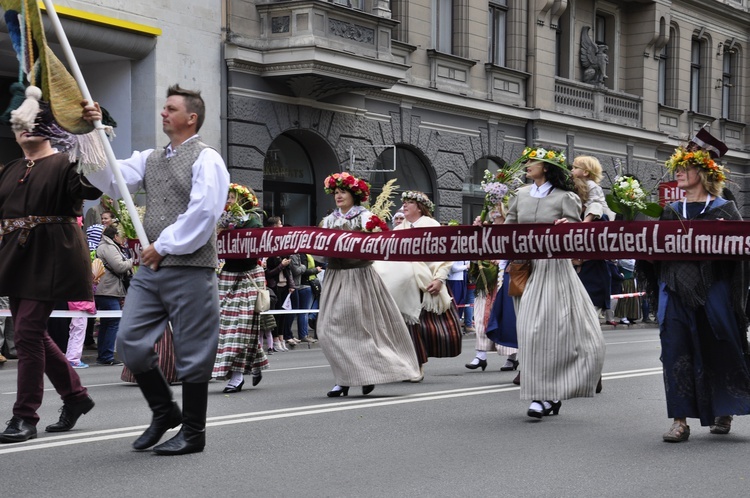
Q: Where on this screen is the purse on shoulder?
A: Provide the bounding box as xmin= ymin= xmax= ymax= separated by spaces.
xmin=248 ymin=277 xmax=271 ymax=313
xmin=507 ymin=260 xmax=531 ymax=297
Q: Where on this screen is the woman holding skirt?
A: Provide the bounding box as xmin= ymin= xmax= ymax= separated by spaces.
xmin=317 ymin=173 xmax=420 ymax=397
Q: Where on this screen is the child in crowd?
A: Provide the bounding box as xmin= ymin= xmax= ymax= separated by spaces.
xmin=571 ymin=156 xmax=608 ymax=222
xmin=66 ymin=300 xmax=97 ymax=368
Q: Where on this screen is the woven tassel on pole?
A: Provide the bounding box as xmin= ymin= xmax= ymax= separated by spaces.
xmin=70 ymin=126 xmax=115 ymax=175
xmin=10 ymin=84 xmax=41 ymax=131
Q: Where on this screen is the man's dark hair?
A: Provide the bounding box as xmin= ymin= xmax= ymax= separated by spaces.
xmin=167 ymin=84 xmax=205 ymax=132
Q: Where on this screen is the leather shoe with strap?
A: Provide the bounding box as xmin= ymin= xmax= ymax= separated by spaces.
xmin=45 ymin=395 xmax=95 ymax=432
xmin=0 ymin=416 xmax=37 ymax=443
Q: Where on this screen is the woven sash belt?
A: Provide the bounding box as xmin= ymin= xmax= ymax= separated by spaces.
xmin=1 ymin=215 xmax=77 ymax=245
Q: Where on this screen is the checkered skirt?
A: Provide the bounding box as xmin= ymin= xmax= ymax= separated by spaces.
xmin=212 ymin=266 xmax=269 ymax=379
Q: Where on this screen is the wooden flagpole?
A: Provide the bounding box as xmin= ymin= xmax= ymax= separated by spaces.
xmin=40 ymin=0 xmax=149 ymax=246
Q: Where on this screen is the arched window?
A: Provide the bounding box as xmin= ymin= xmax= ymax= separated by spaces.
xmin=369 ymin=146 xmax=434 ymax=215
xmin=263 ymin=134 xmax=315 ymax=226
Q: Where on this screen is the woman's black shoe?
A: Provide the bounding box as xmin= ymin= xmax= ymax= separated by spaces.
xmin=222 ymin=379 xmax=245 ymax=393
xmin=500 ymin=358 xmax=519 ymax=371
xmin=327 ymin=385 xmax=349 ymax=397
xmin=527 ymin=400 xmax=545 ymax=419
xmin=362 ymin=385 xmax=375 ymax=395
xmin=465 ymin=358 xmax=488 ymax=371
xmin=544 ymin=400 xmax=562 ymax=416
xmin=595 ymin=377 xmax=603 ymax=394
xmin=252 ymin=372 xmax=263 ymax=387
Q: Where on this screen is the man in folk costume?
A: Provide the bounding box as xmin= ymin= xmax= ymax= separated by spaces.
xmin=0 ymin=0 xmax=110 ymax=444
xmin=83 ymin=85 xmax=229 ymax=455
xmin=0 ymin=99 xmax=102 ymax=443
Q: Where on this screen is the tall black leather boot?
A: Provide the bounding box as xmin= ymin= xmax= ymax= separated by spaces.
xmin=153 ymin=382 xmax=208 ymax=455
xmin=132 ymin=368 xmax=182 ymax=450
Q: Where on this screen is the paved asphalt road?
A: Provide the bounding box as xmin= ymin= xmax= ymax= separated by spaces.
xmin=1 ymin=325 xmax=748 ymax=497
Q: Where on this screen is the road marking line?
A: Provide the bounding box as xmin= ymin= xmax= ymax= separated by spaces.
xmin=0 ymin=368 xmax=665 ymax=455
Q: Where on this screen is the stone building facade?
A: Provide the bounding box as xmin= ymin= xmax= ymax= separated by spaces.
xmin=0 ymin=0 xmax=224 ymax=163
xmin=1 ymin=1 xmax=745 ymax=224
xmin=224 ymin=0 xmax=750 ymax=224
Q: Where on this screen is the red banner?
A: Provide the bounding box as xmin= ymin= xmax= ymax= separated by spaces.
xmin=210 ymin=221 xmax=750 ymax=261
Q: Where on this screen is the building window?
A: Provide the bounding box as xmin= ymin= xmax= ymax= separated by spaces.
xmin=594 ymin=11 xmax=615 ymax=89
xmin=657 ymin=45 xmax=667 ymax=105
xmin=371 ymin=146 xmax=434 ymax=213
xmin=721 ymin=48 xmax=735 ymax=120
xmin=690 ymin=37 xmax=703 ymax=113
xmin=595 ymin=15 xmax=606 ymax=45
xmin=488 ymin=1 xmax=507 ymax=67
xmin=555 ymin=7 xmax=571 ymax=78
xmin=391 ymin=0 xmax=407 ymax=42
xmin=433 ymin=0 xmax=453 ymax=53
xmin=658 ymin=26 xmax=678 ymax=107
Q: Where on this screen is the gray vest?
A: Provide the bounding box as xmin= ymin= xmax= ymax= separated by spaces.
xmin=143 ymin=139 xmax=217 ymax=268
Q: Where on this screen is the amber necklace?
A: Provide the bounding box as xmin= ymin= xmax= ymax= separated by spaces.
xmin=18 ymin=159 xmax=35 ymax=184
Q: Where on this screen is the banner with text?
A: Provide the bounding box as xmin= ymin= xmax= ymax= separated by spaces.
xmin=213 ymin=221 xmax=750 ymax=262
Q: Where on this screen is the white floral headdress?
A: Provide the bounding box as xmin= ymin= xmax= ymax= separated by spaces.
xmin=401 ymin=191 xmax=434 ymax=213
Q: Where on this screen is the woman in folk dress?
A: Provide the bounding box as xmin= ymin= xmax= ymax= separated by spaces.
xmin=317 ymin=173 xmax=420 ymax=397
xmin=504 ymin=147 xmax=605 ymax=419
xmin=212 ymin=184 xmax=268 ymax=393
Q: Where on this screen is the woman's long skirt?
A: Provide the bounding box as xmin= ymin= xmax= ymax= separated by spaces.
xmin=212 ymin=267 xmax=269 ymax=379
xmin=486 ymin=271 xmax=519 ymax=353
xmin=614 ymin=278 xmax=642 ymax=321
xmin=517 ymin=259 xmax=605 ymax=400
xmin=317 ymin=263 xmax=420 ymax=386
xmin=658 ymin=279 xmax=750 ymax=426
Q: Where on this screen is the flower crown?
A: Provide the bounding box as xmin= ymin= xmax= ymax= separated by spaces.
xmin=665 ymin=147 xmax=727 ymax=183
xmin=519 ymin=147 xmax=567 ymax=168
xmin=229 ymin=183 xmax=259 ymax=208
xmin=324 ymin=172 xmax=370 ymax=202
xmin=401 ymin=191 xmax=435 ymax=213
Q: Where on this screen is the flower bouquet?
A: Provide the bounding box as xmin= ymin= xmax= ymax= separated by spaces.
xmin=469 ymin=260 xmax=499 ymax=296
xmin=606 ymin=176 xmax=662 ymax=221
xmin=364 ymin=214 xmax=389 ymax=232
xmin=114 ymin=198 xmax=146 ymax=239
xmin=479 ymin=165 xmax=525 ymax=223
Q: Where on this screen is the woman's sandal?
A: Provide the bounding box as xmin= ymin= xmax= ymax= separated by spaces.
xmin=663 ymin=421 xmax=690 ymax=442
xmin=709 ymin=416 xmax=733 ymax=435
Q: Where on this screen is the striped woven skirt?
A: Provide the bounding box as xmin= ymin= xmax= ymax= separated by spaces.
xmin=120 ymin=325 xmax=177 ymax=384
xmin=407 ymin=299 xmax=463 ymax=364
xmin=212 ymin=267 xmax=268 ymax=379
xmin=517 ymin=259 xmax=605 ymax=400
xmin=317 ymin=262 xmax=420 ymax=386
